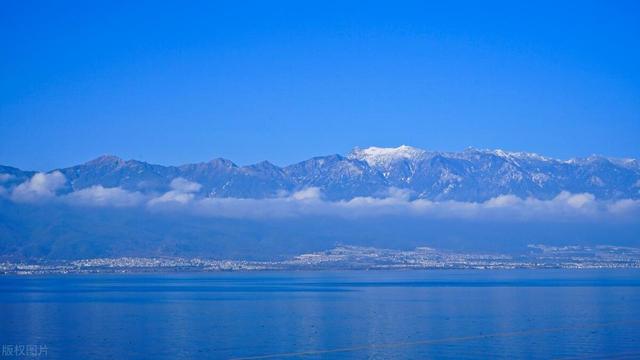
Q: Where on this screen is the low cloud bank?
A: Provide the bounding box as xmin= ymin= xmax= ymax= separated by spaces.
xmin=65 ymin=186 xmax=147 ymax=207
xmin=181 ymin=190 xmax=639 ymax=221
xmin=2 ymin=172 xmax=639 ymax=221
xmin=10 ymin=171 xmax=66 ymax=202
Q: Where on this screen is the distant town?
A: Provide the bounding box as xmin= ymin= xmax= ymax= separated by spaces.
xmin=2 ymin=244 xmax=640 ymax=275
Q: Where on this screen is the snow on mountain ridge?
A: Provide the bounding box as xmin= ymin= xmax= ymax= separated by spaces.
xmin=348 ymin=145 xmax=427 ymax=167
xmin=2 ymin=146 xmax=639 ymax=202
xmin=460 ymin=147 xmax=552 ymax=162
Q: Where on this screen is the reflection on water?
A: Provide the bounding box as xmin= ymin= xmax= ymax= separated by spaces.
xmin=1 ymin=270 xmax=639 ymax=359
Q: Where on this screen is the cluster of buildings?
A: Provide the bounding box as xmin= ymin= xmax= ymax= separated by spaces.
xmin=2 ymin=245 xmax=639 ymax=275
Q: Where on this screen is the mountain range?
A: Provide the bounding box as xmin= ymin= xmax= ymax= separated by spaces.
xmin=2 ymin=145 xmax=639 ymax=202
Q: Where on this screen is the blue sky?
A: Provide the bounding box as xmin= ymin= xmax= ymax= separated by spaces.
xmin=1 ymin=1 xmax=639 ymax=170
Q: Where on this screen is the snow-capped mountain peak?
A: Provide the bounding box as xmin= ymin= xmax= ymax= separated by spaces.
xmin=2 ymin=146 xmax=638 ymax=202
xmin=349 ymin=145 xmax=427 ymax=167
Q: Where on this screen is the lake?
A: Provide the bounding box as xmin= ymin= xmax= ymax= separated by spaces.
xmin=1 ymin=269 xmax=640 ymax=359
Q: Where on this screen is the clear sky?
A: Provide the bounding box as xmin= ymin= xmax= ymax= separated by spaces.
xmin=1 ymin=1 xmax=639 ymax=170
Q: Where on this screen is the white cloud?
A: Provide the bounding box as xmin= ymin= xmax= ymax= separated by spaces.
xmin=483 ymin=194 xmax=521 ymax=208
xmin=0 ymin=173 xmax=15 ymax=183
xmin=291 ymin=187 xmax=322 ymax=201
xmin=160 ymin=190 xmax=636 ymax=221
xmin=149 ymin=191 xmax=195 ymax=205
xmin=557 ymin=191 xmax=596 ymax=209
xmin=6 ymin=174 xmax=640 ymax=222
xmin=11 ymin=171 xmax=66 ymax=202
xmin=170 ymin=178 xmax=201 ymax=193
xmin=147 ymin=178 xmax=202 ymax=206
xmin=64 ymin=185 xmax=145 ymax=207
xmin=607 ymin=199 xmax=640 ymax=215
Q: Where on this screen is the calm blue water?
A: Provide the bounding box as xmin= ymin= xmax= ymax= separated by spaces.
xmin=1 ymin=270 xmax=640 ymax=359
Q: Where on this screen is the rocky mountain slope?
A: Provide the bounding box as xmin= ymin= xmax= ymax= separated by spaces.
xmin=2 ymin=146 xmax=639 ymax=201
